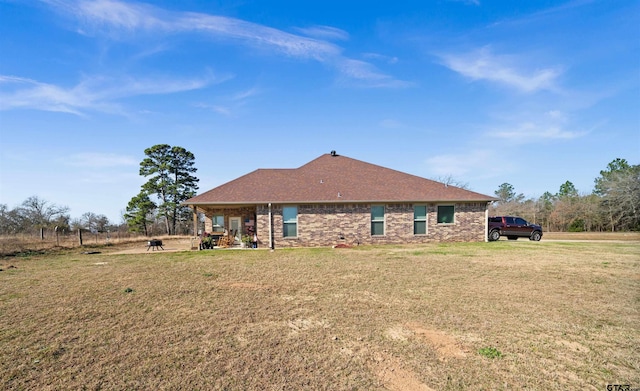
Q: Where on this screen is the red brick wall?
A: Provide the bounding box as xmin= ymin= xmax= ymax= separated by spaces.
xmin=256 ymin=202 xmax=488 ymax=248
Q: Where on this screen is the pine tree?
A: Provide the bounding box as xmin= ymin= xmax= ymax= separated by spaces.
xmin=138 ymin=144 xmax=199 ymax=235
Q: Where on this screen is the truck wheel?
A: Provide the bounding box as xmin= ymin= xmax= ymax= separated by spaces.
xmin=489 ymin=230 xmax=500 ymax=241
xmin=530 ymin=231 xmax=542 ymax=241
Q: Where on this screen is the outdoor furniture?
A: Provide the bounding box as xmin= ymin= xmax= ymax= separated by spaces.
xmin=198 ymin=232 xmax=226 ymax=249
xmin=217 ymin=235 xmax=231 ymax=248
xmin=216 ymin=230 xmax=237 ymax=248
xmin=147 ymin=239 xmax=164 ymax=251
xmin=211 ymin=232 xmax=223 ymax=245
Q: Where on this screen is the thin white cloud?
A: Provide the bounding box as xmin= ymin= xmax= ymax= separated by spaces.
xmin=194 ymin=86 xmax=261 ymax=116
xmin=492 ymin=122 xmax=586 ymax=141
xmin=490 ymin=0 xmax=596 ymax=28
xmin=50 ymin=0 xmax=338 ymax=58
xmin=336 ymin=59 xmax=413 ymax=88
xmin=295 ymin=25 xmax=349 ymax=41
xmin=83 ymin=74 xmax=219 ymax=99
xmin=0 ymin=73 xmax=221 ymax=115
xmin=488 ymin=110 xmax=587 ymax=142
xmin=194 ymin=103 xmax=232 ymax=116
xmin=130 ymin=42 xmax=173 ymax=61
xmin=426 ymin=150 xmax=492 ymax=177
xmin=179 ymin=14 xmax=341 ymax=61
xmin=546 ymin=110 xmax=564 ymax=120
xmin=211 ymin=105 xmax=232 ymax=116
xmin=448 ymin=0 xmax=481 ymax=5
xmin=0 ymin=75 xmax=37 ymax=84
xmin=425 ymin=108 xmax=588 ymax=185
xmin=437 ymin=46 xmax=561 ymax=92
xmin=0 ymin=75 xmax=100 ymax=115
xmin=232 ymin=87 xmax=261 ymax=102
xmin=2 ymin=1 xmax=410 ymax=117
xmin=362 ymin=52 xmax=399 ymax=64
xmin=43 ymin=0 xmax=168 ymax=32
xmin=43 ymin=0 xmax=405 ymax=87
xmin=379 ymin=119 xmax=403 ymax=129
xmin=77 ymin=171 xmax=141 ymax=185
xmin=65 ymin=152 xmax=138 ymax=167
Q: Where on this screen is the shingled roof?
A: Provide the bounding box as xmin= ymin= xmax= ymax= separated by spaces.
xmin=184 ymin=153 xmax=496 ymax=205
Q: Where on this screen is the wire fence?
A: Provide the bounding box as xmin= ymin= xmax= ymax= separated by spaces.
xmin=0 ymin=229 xmax=148 ymax=256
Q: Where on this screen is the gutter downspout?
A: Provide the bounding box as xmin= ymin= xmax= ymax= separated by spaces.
xmin=485 ymin=202 xmax=490 ymax=242
xmin=268 ymin=203 xmax=273 ymax=249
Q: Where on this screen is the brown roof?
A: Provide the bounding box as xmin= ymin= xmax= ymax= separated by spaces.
xmin=184 ymin=153 xmax=496 ymax=205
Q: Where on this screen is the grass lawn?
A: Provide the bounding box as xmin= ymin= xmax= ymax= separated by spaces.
xmin=1 ymin=241 xmax=638 ymax=390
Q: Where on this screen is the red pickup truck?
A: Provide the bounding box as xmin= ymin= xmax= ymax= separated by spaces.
xmin=488 ymin=216 xmax=543 ymax=241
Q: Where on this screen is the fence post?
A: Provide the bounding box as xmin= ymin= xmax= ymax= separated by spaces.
xmin=78 ymin=229 xmax=83 ymax=246
xmin=41 ymin=227 xmax=44 ymax=240
xmin=55 ymin=226 xmax=59 ymax=246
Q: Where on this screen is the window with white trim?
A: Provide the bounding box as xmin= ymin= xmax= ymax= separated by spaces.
xmin=437 ymin=205 xmax=455 ymax=224
xmin=212 ymin=215 xmax=224 ymax=232
xmin=371 ymin=205 xmax=385 ymax=235
xmin=414 ymin=205 xmax=427 ymax=234
xmin=283 ymin=206 xmax=298 ymax=237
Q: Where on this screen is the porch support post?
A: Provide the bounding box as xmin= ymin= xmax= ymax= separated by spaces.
xmin=193 ymin=206 xmax=198 ymax=237
xmin=268 ymin=203 xmax=273 ymax=249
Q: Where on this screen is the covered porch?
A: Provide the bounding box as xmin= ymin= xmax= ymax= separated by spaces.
xmin=190 ymin=204 xmax=261 ymax=249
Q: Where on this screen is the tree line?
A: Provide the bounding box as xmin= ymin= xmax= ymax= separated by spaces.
xmin=2 ymin=149 xmax=637 ymax=237
xmin=490 ymin=158 xmax=639 ymax=232
xmin=0 ymin=196 xmax=119 ymax=235
xmin=1 ymin=144 xmax=199 ymax=237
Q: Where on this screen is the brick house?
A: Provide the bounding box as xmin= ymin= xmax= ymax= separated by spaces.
xmin=183 ymin=152 xmax=497 ymax=248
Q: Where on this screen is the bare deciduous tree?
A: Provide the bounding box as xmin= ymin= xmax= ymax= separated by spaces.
xmin=595 ymin=160 xmax=640 ymax=231
xmin=17 ymin=196 xmax=70 ymax=229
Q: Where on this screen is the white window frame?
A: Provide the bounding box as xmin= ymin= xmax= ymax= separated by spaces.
xmin=371 ymin=205 xmax=385 ymax=236
xmin=436 ymin=204 xmax=455 ymax=225
xmin=212 ymin=214 xmax=224 ymax=232
xmin=413 ymin=205 xmax=428 ymax=235
xmin=283 ymin=206 xmax=298 ymax=238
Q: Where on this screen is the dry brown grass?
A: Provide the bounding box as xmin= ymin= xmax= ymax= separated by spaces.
xmin=543 ymin=231 xmax=640 ymax=241
xmin=1 ymin=240 xmax=638 ymax=390
xmin=0 ymin=233 xmax=167 ymax=257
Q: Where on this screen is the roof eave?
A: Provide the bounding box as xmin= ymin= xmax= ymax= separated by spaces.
xmin=184 ymin=198 xmax=496 ymax=206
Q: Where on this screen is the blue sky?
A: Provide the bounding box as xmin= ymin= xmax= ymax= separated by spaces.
xmin=1 ymin=0 xmax=638 ymax=223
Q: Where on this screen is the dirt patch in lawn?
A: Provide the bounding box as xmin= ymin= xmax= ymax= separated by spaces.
xmin=370 ymin=351 xmax=436 ymax=391
xmin=385 ymin=323 xmax=467 ymax=361
xmin=405 ymin=322 xmax=468 ymax=360
xmin=107 ymin=238 xmax=194 ymax=254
